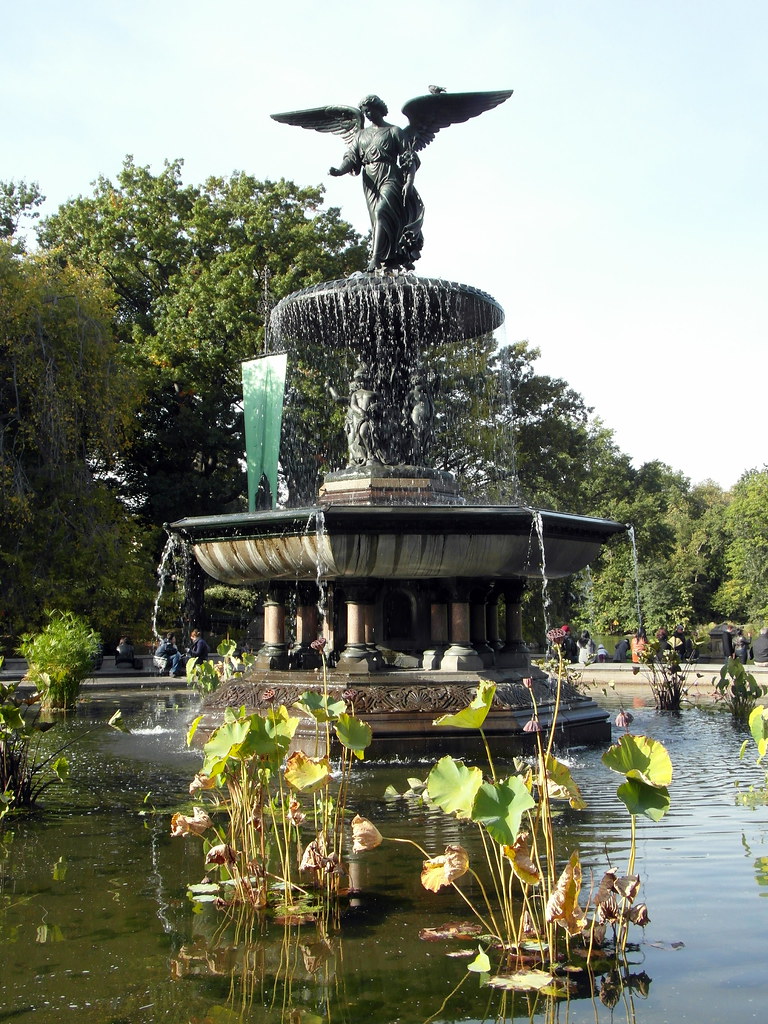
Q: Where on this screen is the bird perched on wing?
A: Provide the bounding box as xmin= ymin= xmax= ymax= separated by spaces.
xmin=428 ymin=85 xmax=447 ymax=94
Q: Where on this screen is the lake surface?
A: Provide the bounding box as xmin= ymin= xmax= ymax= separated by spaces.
xmin=1 ymin=691 xmax=767 ymax=1023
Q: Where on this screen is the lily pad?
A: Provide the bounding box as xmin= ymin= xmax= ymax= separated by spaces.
xmin=616 ymin=778 xmax=671 ymax=821
xmin=427 ymin=756 xmax=483 ymax=819
xmin=487 ymin=969 xmax=554 ymax=991
xmin=471 ymin=776 xmax=536 ymax=846
xmin=602 ymin=734 xmax=673 ymax=788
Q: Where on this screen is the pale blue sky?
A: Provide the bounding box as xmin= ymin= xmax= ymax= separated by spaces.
xmin=3 ymin=0 xmax=766 ymax=489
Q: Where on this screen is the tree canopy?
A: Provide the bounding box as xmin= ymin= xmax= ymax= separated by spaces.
xmin=0 ymin=238 xmax=155 ymax=640
xmin=39 ymin=157 xmax=368 ymax=524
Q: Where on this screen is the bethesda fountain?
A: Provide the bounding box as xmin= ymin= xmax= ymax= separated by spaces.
xmin=170 ymin=89 xmax=625 ymax=755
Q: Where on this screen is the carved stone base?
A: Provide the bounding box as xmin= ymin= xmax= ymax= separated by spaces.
xmin=198 ymin=668 xmax=611 ymax=759
xmin=439 ymin=644 xmax=484 ymax=671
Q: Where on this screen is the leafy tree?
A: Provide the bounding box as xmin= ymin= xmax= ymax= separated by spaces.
xmin=39 ymin=157 xmax=367 ymax=521
xmin=716 ymin=468 xmax=768 ymax=623
xmin=0 ymin=180 xmax=45 ymax=252
xmin=0 ymin=241 xmax=155 ymax=641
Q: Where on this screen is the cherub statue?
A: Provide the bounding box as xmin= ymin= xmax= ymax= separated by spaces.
xmin=271 ymin=90 xmax=512 ymax=273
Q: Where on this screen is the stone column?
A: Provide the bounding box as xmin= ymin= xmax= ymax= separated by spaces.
xmin=470 ymin=586 xmax=495 ymax=668
xmin=255 ymin=585 xmax=290 ymax=671
xmin=486 ymin=590 xmax=503 ymax=652
xmin=423 ymin=597 xmax=449 ymax=670
xmin=439 ymin=581 xmax=483 ymax=672
xmin=363 ymin=601 xmax=383 ymax=669
xmin=336 ymin=587 xmax=379 ymax=673
xmin=496 ymin=580 xmax=529 ymax=669
xmin=290 ymin=582 xmax=322 ymax=670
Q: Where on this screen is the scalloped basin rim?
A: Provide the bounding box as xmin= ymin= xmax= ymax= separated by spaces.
xmin=170 ymin=505 xmax=627 ymax=585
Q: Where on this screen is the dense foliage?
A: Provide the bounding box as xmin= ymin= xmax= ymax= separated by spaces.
xmin=0 ymin=233 xmax=155 ymax=641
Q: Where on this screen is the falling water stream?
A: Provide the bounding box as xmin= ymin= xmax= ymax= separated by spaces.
xmin=627 ymin=523 xmax=644 ymax=629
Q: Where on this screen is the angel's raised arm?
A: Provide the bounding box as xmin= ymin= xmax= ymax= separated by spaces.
xmin=270 ymin=105 xmax=364 ymax=146
xmin=401 ymin=90 xmax=513 ymax=152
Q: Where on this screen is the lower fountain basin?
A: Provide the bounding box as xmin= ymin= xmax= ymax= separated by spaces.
xmin=171 ymin=505 xmax=626 ymax=585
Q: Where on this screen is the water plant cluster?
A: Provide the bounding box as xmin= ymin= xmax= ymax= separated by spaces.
xmin=351 ymin=668 xmax=671 ymax=1000
xmin=173 ymin=640 xmax=372 ymax=919
xmin=171 ymin=636 xmax=674 ymax=1016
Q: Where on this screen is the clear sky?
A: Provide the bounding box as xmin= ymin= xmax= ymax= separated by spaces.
xmin=3 ymin=0 xmax=766 ymax=490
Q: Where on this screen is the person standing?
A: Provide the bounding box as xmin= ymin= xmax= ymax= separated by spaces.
xmin=577 ymin=630 xmax=596 ymax=665
xmin=732 ymin=628 xmax=750 ymax=665
xmin=613 ymin=636 xmax=630 ymax=663
xmin=630 ymin=628 xmax=648 ymax=663
xmin=752 ymin=627 xmax=768 ymax=666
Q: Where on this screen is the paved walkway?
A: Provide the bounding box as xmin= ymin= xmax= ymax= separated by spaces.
xmin=3 ymin=654 xmax=766 ymax=702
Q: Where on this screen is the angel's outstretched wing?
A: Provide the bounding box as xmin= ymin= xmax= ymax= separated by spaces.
xmin=401 ymin=90 xmax=513 ymax=152
xmin=270 ymin=105 xmax=364 ymax=145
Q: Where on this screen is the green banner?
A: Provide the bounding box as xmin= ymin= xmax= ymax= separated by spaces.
xmin=242 ymin=353 xmax=288 ymax=511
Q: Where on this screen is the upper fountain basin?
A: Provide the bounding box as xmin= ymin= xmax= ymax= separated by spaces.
xmin=269 ymin=272 xmax=505 ymax=347
xmin=170 ymin=505 xmax=626 ymax=586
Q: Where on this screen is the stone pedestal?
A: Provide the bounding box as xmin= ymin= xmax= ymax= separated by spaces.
xmin=319 ymin=464 xmax=463 ymax=506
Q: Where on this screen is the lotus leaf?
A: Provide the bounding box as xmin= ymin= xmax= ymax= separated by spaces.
xmin=748 ymin=704 xmax=768 ymax=761
xmin=421 ymin=844 xmax=470 ymax=892
xmin=350 ymin=815 xmax=382 ymax=851
xmin=427 ymin=756 xmax=483 ymax=819
xmin=503 ymin=832 xmax=540 ymax=885
xmin=284 ymin=751 xmax=331 ymax=793
xmin=545 ymin=755 xmax=586 ymax=809
xmin=487 ymin=969 xmax=555 ymax=990
xmin=602 ymin=734 xmax=673 ymax=788
xmin=334 ymin=713 xmax=372 ymax=757
xmin=467 ymin=946 xmax=491 ymax=973
xmin=545 ymin=851 xmax=586 ymax=935
xmin=471 ymin=776 xmax=536 ymax=846
xmin=202 ymin=717 xmax=252 ymax=777
xmin=616 ymin=778 xmax=671 ymax=821
xmin=433 ymin=679 xmax=496 ymax=730
xmin=171 ymin=806 xmax=213 ymax=837
xmin=293 ymin=691 xmax=347 ymax=723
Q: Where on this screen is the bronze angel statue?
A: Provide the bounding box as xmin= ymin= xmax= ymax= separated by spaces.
xmin=271 ymin=90 xmax=512 ymax=273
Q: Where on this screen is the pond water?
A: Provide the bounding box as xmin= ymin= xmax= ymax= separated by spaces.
xmin=1 ymin=691 xmax=767 ymax=1023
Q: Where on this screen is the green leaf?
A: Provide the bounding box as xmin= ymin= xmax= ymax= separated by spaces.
xmin=202 ymin=717 xmax=252 ymax=776
xmin=433 ymin=679 xmax=496 ymax=730
xmin=602 ymin=733 xmax=673 ymax=788
xmin=471 ymin=776 xmax=536 ymax=846
xmin=51 ymin=756 xmax=69 ymax=783
xmin=107 ymin=709 xmax=130 ymax=733
xmin=545 ymin=755 xmax=586 ymax=809
xmin=294 ymin=691 xmax=347 ymax=723
xmin=186 ymin=715 xmax=203 ymax=746
xmin=467 ymin=946 xmax=491 ymax=973
xmin=334 ymin=713 xmax=372 ymax=757
xmin=748 ymin=705 xmax=768 ymax=762
xmin=284 ymin=751 xmax=331 ymax=792
xmin=239 ymin=706 xmax=299 ymax=761
xmin=616 ymin=778 xmax=671 ymax=821
xmin=427 ymin=756 xmax=483 ymax=819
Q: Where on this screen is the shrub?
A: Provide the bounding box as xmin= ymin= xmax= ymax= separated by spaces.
xmin=17 ymin=610 xmax=100 ymax=710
